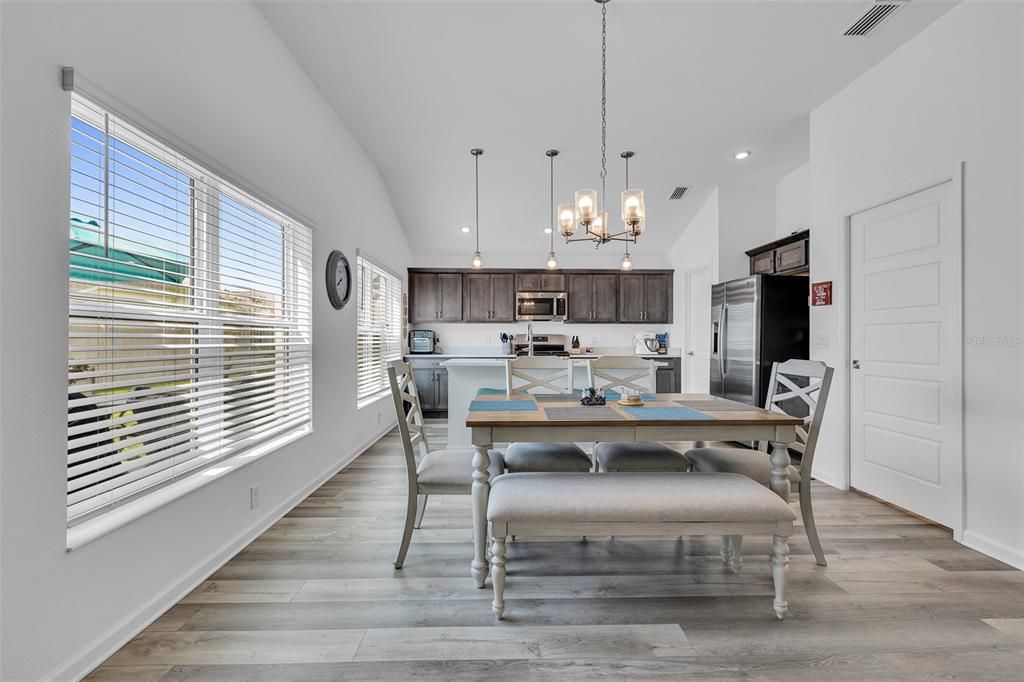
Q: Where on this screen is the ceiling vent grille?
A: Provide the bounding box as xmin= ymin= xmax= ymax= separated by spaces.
xmin=843 ymin=1 xmax=907 ymax=37
xmin=669 ymin=186 xmax=689 ymax=200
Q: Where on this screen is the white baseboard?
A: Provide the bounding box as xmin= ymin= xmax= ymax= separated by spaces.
xmin=962 ymin=529 xmax=1024 ymax=571
xmin=47 ymin=421 xmax=396 ymax=682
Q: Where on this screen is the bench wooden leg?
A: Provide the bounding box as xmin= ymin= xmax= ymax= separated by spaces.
xmin=721 ymin=535 xmax=743 ymax=573
xmin=770 ymin=532 xmax=790 ymax=619
xmin=491 ymin=529 xmax=507 ymax=620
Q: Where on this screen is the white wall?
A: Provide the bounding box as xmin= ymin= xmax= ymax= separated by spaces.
xmin=808 ymin=1 xmax=1024 ymax=567
xmin=775 ymin=163 xmax=809 ymax=239
xmin=0 ymin=2 xmax=411 ymax=679
xmin=716 ymin=184 xmax=777 ymax=281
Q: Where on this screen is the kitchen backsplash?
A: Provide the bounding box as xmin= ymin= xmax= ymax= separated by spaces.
xmin=409 ymin=321 xmax=679 ymax=355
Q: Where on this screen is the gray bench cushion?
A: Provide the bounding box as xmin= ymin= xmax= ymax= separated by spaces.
xmin=487 ymin=472 xmax=795 ymax=524
xmin=687 ymin=447 xmax=799 ymax=486
xmin=417 ymin=448 xmax=504 ymax=490
xmin=504 ymin=442 xmax=591 ymax=473
xmin=595 ymin=442 xmax=690 ymax=472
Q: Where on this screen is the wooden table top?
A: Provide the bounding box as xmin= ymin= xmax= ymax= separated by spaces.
xmin=465 ymin=392 xmax=803 ymax=428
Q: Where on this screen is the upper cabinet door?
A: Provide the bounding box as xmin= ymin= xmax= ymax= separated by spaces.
xmin=463 ymin=274 xmax=492 ymax=322
xmin=618 ymin=274 xmax=645 ymax=322
xmin=591 ymin=273 xmax=618 ymax=322
xmin=490 ymin=274 xmax=516 ymax=322
xmin=436 ymin=273 xmax=463 ymax=321
xmin=643 ymin=274 xmax=672 ymax=323
xmin=516 ymin=272 xmax=566 ymax=292
xmin=566 ymin=274 xmax=593 ymax=322
xmin=410 ymin=272 xmax=438 ymax=322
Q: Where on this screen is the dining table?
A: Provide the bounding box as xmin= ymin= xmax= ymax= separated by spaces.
xmin=465 ymin=391 xmax=803 ymax=587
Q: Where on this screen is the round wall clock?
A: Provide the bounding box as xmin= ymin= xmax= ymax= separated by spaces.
xmin=326 ymin=250 xmax=352 ymax=310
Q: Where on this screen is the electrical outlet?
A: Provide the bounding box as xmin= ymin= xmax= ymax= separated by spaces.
xmin=250 ymin=483 xmax=260 ymax=510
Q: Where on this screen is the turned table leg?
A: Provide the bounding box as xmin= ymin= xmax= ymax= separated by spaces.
xmin=471 ymin=443 xmax=492 ymax=588
xmin=771 ymin=532 xmax=791 ymax=619
xmin=769 ymin=440 xmax=792 ymax=502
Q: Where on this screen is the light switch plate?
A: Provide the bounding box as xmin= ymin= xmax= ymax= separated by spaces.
xmin=812 ymin=333 xmax=831 ymax=351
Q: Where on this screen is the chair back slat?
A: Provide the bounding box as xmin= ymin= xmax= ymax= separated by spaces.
xmin=587 ymin=356 xmax=658 ymax=394
xmin=763 ymin=359 xmax=834 ymax=484
xmin=388 ymin=360 xmax=430 ymax=483
xmin=506 ymin=356 xmax=574 ymax=394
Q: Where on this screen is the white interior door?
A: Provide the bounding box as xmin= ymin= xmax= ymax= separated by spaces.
xmin=684 ymin=264 xmax=712 ymax=392
xmin=850 ymin=178 xmax=962 ymax=530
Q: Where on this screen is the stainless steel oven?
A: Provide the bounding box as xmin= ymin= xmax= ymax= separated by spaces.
xmin=515 ymin=291 xmax=567 ymax=321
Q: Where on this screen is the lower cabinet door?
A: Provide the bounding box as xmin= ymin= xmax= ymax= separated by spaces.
xmin=413 ymin=368 xmax=437 ymax=410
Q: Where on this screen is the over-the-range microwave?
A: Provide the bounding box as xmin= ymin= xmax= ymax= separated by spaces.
xmin=515 ymin=291 xmax=567 ymax=321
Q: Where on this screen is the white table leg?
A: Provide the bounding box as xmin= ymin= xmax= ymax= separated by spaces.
xmin=771 ymin=533 xmax=790 ymax=619
xmin=769 ymin=441 xmax=792 ymax=501
xmin=471 ymin=443 xmax=492 ymax=588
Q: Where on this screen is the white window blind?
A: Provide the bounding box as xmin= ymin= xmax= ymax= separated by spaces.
xmin=356 ymin=255 xmax=403 ymax=406
xmin=67 ymin=94 xmax=313 ymax=524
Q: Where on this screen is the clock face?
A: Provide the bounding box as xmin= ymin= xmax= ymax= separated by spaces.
xmin=326 ymin=250 xmax=351 ymax=310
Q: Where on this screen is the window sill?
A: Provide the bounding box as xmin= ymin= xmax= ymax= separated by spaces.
xmin=357 ymin=390 xmax=390 ymax=410
xmin=66 ymin=426 xmax=313 ymax=552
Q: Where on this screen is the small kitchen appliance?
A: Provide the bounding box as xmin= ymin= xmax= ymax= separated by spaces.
xmin=515 ymin=291 xmax=568 ymax=321
xmin=408 ymin=329 xmax=437 ymax=354
xmin=633 ymin=332 xmax=659 ymax=355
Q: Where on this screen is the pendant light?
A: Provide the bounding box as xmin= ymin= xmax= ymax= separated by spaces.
xmin=470 ymin=148 xmax=483 ymax=269
xmin=563 ymin=0 xmax=646 ymax=250
xmin=621 ymin=151 xmax=636 ymax=270
xmin=545 ymin=149 xmax=559 ymax=269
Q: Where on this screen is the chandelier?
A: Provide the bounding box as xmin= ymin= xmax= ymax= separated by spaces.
xmin=559 ymin=0 xmax=646 ymax=258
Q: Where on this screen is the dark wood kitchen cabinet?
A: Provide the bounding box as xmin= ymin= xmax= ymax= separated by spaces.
xmin=409 ymin=272 xmax=463 ymax=323
xmin=515 ymin=272 xmax=566 ymax=292
xmin=746 ymin=230 xmax=810 ymax=276
xmin=463 ymin=273 xmax=515 ymax=322
xmin=406 ymin=356 xmax=448 ymax=414
xmin=618 ymin=273 xmax=672 ymax=323
xmin=567 ymin=273 xmax=618 ymax=322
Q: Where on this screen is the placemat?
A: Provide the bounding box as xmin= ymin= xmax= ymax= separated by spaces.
xmin=476 ymin=387 xmax=526 ymax=396
xmin=604 ymin=389 xmax=659 ymax=402
xmin=469 ymin=399 xmax=537 ymax=412
xmin=535 ymin=393 xmax=582 ymax=402
xmin=544 ymin=406 xmax=625 ymax=421
xmin=675 ymin=399 xmax=755 ymax=411
xmin=621 ymin=405 xmax=712 ymax=421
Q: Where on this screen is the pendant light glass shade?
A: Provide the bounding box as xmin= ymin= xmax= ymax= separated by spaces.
xmin=558 ymin=203 xmax=578 ymax=237
xmin=575 ymin=189 xmax=598 ymax=225
xmin=622 ymin=188 xmax=645 ymax=236
xmin=471 ymin=251 xmax=482 ymax=269
xmin=546 ymin=251 xmax=558 ymax=269
xmin=620 ymin=251 xmax=632 ymax=270
xmin=592 ymin=210 xmax=609 ymax=241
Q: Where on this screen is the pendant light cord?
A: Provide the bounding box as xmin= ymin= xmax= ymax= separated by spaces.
xmin=599 ymin=0 xmax=608 ymax=212
xmin=475 ymin=152 xmax=480 ymax=253
xmin=624 ymin=152 xmax=630 ymax=256
xmin=550 ymin=153 xmax=555 ymax=252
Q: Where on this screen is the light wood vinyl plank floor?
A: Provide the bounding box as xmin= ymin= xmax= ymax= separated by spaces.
xmin=88 ymin=419 xmax=1024 ymax=680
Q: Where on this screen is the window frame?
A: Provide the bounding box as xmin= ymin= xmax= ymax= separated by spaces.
xmin=66 ymin=93 xmax=313 ymax=534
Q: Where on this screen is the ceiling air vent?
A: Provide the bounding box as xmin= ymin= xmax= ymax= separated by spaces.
xmin=669 ymin=186 xmax=689 ymax=200
xmin=842 ymin=1 xmax=907 ymax=37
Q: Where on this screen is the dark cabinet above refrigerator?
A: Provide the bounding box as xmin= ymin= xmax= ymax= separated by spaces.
xmin=745 ymin=230 xmax=809 ymax=276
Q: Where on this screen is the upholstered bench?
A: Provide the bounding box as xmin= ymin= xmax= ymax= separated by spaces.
xmin=486 ymin=472 xmax=796 ymax=620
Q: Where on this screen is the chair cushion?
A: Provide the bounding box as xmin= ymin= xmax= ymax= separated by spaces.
xmin=595 ymin=442 xmax=690 ymax=472
xmin=504 ymin=442 xmax=592 ymax=473
xmin=487 ymin=472 xmax=796 ymax=523
xmin=686 ymin=447 xmax=799 ymax=486
xmin=416 ymin=448 xmax=504 ymax=489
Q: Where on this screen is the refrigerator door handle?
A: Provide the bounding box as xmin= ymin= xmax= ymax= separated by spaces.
xmin=720 ymin=302 xmax=728 ymax=377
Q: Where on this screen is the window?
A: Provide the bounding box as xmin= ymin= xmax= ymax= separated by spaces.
xmin=67 ymin=94 xmax=313 ymax=524
xmin=356 ymin=255 xmax=403 ymax=406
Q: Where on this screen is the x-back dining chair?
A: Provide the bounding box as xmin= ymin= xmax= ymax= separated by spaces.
xmin=502 ymin=356 xmax=592 ymax=473
xmin=387 ymin=360 xmax=503 ymax=568
xmin=588 ymin=356 xmax=691 ymax=473
xmin=687 ymin=359 xmax=834 ymax=565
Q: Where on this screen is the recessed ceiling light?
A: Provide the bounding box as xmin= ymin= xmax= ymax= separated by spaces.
xmin=734 ymin=150 xmax=752 ymax=160
xmin=460 ymin=226 xmax=470 ymax=233
xmin=543 ymin=227 xmax=552 ymax=234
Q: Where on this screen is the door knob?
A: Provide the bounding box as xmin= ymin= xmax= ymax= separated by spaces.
xmin=852 ymin=360 xmax=861 ymax=370
xmin=686 ymin=351 xmax=695 ymax=356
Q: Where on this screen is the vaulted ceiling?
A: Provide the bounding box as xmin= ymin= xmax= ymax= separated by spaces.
xmin=258 ymin=0 xmax=955 ymax=262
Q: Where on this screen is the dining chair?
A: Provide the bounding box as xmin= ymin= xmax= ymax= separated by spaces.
xmin=502 ymin=356 xmax=592 ymax=473
xmin=387 ymin=360 xmax=504 ymax=568
xmin=687 ymin=359 xmax=834 ymax=565
xmin=588 ymin=356 xmax=691 ymax=473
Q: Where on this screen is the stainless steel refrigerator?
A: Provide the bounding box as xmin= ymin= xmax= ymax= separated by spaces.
xmin=710 ymin=275 xmax=809 ymax=408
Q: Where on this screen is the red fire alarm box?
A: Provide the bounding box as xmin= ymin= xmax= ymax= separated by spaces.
xmin=811 ymin=281 xmax=832 ymax=307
